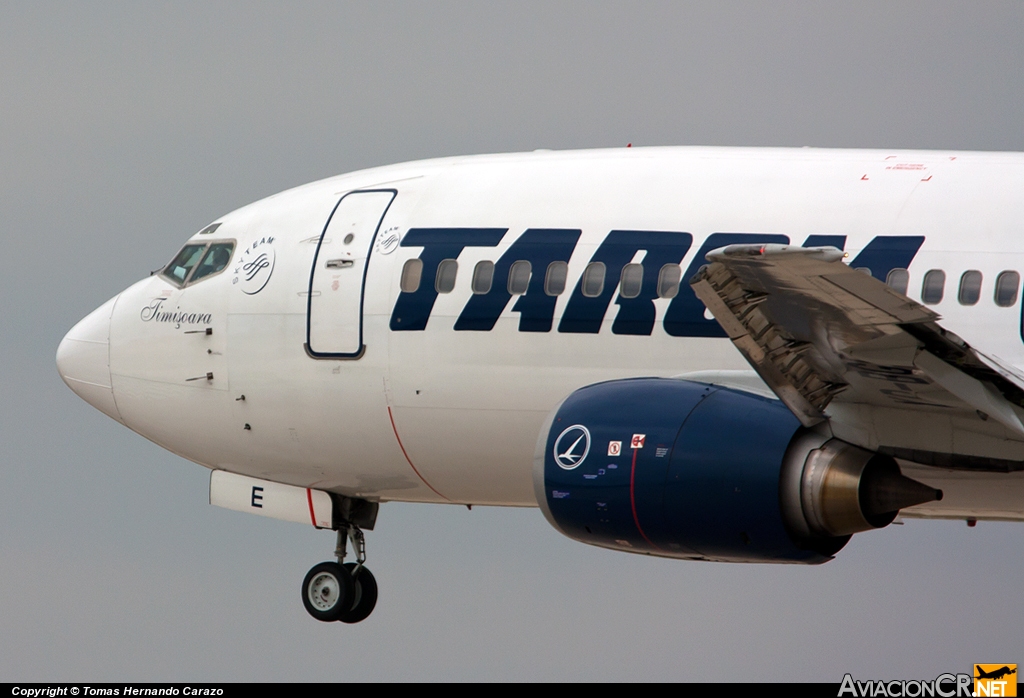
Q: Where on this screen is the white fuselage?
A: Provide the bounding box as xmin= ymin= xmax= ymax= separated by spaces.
xmin=58 ymin=147 xmax=1024 ymax=515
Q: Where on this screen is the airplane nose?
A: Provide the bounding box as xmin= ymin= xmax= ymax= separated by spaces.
xmin=57 ymin=295 xmax=124 ymax=423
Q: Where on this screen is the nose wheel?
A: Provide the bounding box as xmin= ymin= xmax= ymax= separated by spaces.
xmin=340 ymin=562 xmax=378 ymax=624
xmin=301 ymin=523 xmax=378 ymax=623
xmin=301 ymin=561 xmax=354 ymax=622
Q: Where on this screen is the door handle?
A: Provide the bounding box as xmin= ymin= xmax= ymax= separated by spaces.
xmin=325 ymin=259 xmax=354 ymax=269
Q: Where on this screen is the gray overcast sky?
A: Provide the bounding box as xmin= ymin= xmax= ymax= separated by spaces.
xmin=2 ymin=1 xmax=1023 ymax=682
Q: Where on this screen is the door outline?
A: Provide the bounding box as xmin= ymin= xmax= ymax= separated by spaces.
xmin=305 ymin=188 xmax=397 ymax=359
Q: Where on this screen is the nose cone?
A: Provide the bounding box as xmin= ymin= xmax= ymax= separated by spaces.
xmin=57 ymin=295 xmax=123 ymax=423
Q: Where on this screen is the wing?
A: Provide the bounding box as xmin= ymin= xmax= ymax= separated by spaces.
xmin=690 ymin=244 xmax=1024 ymax=471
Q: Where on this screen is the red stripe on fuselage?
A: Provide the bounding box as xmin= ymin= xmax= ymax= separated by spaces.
xmin=387 ymin=406 xmax=450 ymax=501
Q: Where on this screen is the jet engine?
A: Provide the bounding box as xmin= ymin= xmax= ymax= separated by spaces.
xmin=533 ymin=378 xmax=941 ymax=563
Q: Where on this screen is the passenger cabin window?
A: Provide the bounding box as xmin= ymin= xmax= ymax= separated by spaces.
xmin=581 ymin=262 xmax=606 ymax=298
xmin=657 ymin=264 xmax=682 ymax=299
xmin=435 ymin=259 xmax=458 ymax=294
xmin=400 ymin=258 xmax=423 ymax=293
xmin=544 ymin=261 xmax=568 ymax=296
xmin=161 ymin=241 xmax=235 ymax=287
xmin=995 ymin=271 xmax=1020 ymax=307
xmin=921 ymin=270 xmax=946 ymax=304
xmin=886 ymin=269 xmax=910 ymax=295
xmin=508 ymin=261 xmax=531 ymax=295
xmin=619 ymin=263 xmax=643 ymax=299
xmin=471 ymin=261 xmax=494 ymax=294
xmin=958 ymin=270 xmax=982 ymax=306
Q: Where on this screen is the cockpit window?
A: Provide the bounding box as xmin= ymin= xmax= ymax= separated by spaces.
xmin=162 ymin=244 xmax=207 ymax=284
xmin=161 ymin=241 xmax=235 ymax=287
xmin=190 ymin=243 xmax=235 ymax=283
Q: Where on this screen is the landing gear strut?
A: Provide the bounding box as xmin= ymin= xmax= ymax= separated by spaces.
xmin=301 ymin=520 xmax=378 ymax=623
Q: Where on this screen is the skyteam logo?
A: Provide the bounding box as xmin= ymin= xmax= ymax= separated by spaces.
xmin=376 ymin=226 xmax=401 ymax=255
xmin=234 ymin=236 xmax=276 ymax=295
xmin=553 ymin=425 xmax=591 ymax=470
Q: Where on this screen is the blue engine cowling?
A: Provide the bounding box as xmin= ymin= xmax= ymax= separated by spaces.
xmin=533 ymin=378 xmax=846 ymax=564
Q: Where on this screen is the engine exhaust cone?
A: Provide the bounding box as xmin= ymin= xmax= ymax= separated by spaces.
xmin=859 ymin=457 xmax=943 ymax=527
xmin=796 ymin=440 xmax=944 ymax=538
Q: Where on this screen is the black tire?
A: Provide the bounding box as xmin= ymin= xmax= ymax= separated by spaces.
xmin=301 ymin=562 xmax=354 ymax=622
xmin=338 ymin=563 xmax=378 ymax=624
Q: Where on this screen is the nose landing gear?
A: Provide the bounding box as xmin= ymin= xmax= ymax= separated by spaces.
xmin=301 ymin=519 xmax=378 ymax=624
xmin=301 ymin=560 xmax=354 ymax=622
xmin=341 ymin=561 xmax=378 ymax=624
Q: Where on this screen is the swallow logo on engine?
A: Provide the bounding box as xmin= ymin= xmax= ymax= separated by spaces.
xmin=554 ymin=425 xmax=591 ymax=470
